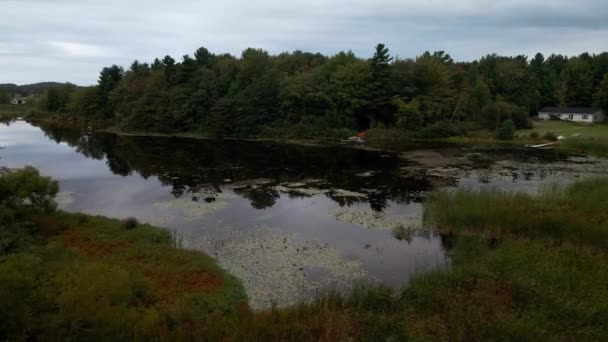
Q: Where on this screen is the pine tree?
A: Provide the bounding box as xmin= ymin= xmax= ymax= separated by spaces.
xmin=367 ymin=44 xmax=393 ymax=127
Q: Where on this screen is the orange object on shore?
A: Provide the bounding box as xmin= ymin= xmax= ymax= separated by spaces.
xmin=357 ymin=131 xmax=366 ymax=138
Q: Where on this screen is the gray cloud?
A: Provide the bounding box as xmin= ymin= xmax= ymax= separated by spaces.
xmin=1 ymin=0 xmax=607 ymax=85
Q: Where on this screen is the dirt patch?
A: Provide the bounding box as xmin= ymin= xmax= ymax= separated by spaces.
xmin=143 ymin=270 xmax=223 ymax=299
xmin=61 ymin=229 xmax=128 ymax=257
xmin=32 ymin=215 xmax=67 ymax=238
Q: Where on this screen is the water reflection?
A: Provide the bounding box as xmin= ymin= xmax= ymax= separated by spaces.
xmin=32 ymin=121 xmax=434 ymax=211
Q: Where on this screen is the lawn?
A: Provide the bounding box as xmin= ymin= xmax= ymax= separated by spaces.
xmin=522 ymin=120 xmax=608 ymax=139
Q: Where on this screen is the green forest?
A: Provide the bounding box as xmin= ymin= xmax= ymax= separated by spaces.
xmin=36 ymin=45 xmax=608 ymax=137
xmin=0 ymin=82 xmax=70 ymax=104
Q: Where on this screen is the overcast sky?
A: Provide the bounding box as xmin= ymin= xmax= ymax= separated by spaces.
xmin=2 ymin=0 xmax=607 ymax=85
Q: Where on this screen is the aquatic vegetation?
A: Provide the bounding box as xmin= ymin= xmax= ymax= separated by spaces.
xmin=562 ymin=137 xmax=608 ymax=157
xmin=193 ymin=225 xmax=366 ymax=309
xmin=225 ymin=225 xmax=608 ymax=340
xmin=424 ymin=177 xmax=608 ymax=248
xmin=330 ymin=189 xmax=368 ymax=198
xmin=392 ymin=225 xmax=415 ymax=241
xmin=272 ymin=185 xmax=329 ymax=197
xmin=231 ymin=178 xmax=275 ymax=188
xmin=153 ymin=190 xmax=236 ymax=221
xmin=330 ymin=207 xmax=420 ymax=231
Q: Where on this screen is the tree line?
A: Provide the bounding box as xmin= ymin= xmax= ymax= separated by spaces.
xmin=0 ymin=82 xmax=71 ymax=104
xmin=38 ymin=45 xmax=608 ymax=137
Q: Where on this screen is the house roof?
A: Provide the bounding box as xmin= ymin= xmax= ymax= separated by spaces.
xmin=539 ymin=107 xmax=601 ymax=114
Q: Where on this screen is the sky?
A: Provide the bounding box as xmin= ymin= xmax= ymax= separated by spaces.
xmin=1 ymin=0 xmax=607 ymax=85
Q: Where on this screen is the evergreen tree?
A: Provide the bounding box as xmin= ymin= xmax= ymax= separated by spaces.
xmin=594 ymin=74 xmax=608 ymax=112
xmin=367 ymin=43 xmax=393 ymax=127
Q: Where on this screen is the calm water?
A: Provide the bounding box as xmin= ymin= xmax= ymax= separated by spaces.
xmin=2 ymin=119 xmax=607 ymax=308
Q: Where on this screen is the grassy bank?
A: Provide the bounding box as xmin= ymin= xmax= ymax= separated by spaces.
xmin=0 ymin=168 xmax=246 ymax=341
xmin=2 ymin=213 xmax=247 ymax=340
xmin=0 ymin=104 xmax=33 ymax=120
xmin=525 ymin=120 xmax=608 ymax=156
xmin=365 ymin=121 xmax=608 ymax=157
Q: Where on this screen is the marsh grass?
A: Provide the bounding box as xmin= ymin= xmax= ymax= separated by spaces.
xmin=423 ymin=178 xmax=608 ymax=249
xmin=562 ymin=137 xmax=608 ymax=156
xmin=0 ymin=212 xmax=247 ymax=341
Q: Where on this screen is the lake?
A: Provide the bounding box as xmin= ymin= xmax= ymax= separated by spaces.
xmin=2 ymin=119 xmax=607 ymax=308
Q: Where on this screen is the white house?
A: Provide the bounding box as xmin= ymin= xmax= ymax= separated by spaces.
xmin=538 ymin=107 xmax=605 ymax=123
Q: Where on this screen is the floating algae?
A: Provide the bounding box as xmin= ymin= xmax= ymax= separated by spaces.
xmin=330 ymin=189 xmax=368 ymax=198
xmin=192 ymin=225 xmax=366 ymax=309
xmin=231 ymin=178 xmax=275 ymax=188
xmin=269 ymin=180 xmax=331 ymax=197
xmin=330 ymin=207 xmax=420 ymax=231
xmin=153 ymin=190 xmax=236 ymax=222
xmin=456 ymin=155 xmax=608 ymax=194
xmin=272 ymin=185 xmax=330 ymax=197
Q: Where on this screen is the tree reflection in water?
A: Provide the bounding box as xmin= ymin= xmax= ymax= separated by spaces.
xmin=33 ymin=120 xmax=433 ymax=212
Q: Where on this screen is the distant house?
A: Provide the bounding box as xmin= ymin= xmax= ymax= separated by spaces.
xmin=538 ymin=107 xmax=605 ymax=123
xmin=9 ymin=95 xmax=27 ymax=105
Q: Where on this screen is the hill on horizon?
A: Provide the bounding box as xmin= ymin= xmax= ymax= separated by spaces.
xmin=0 ymin=82 xmax=77 ymax=96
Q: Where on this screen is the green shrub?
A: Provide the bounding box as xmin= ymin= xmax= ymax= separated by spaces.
xmin=543 ymin=132 xmax=558 ymax=141
xmin=511 ymin=110 xmax=533 ymax=129
xmin=529 ymin=131 xmax=539 ymax=139
xmin=420 ymin=121 xmax=468 ymax=138
xmin=121 ymin=217 xmax=139 ymax=230
xmin=481 ymin=101 xmax=531 ymax=129
xmin=496 ymin=119 xmax=516 ymax=140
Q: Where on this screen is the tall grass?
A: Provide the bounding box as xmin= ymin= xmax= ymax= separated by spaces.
xmin=423 ymin=178 xmax=608 ymax=249
xmin=562 ymin=137 xmax=608 ymax=157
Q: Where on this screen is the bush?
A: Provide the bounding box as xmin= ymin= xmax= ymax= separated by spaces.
xmin=543 ymin=132 xmax=558 ymax=141
xmin=0 ymin=166 xmax=59 ymax=213
xmin=393 ymin=97 xmax=423 ymax=130
xmin=530 ymin=131 xmax=539 ymax=139
xmin=481 ymin=101 xmax=531 ymax=129
xmin=419 ymin=121 xmax=468 ymax=138
xmin=121 ymin=217 xmax=139 ymax=230
xmin=496 ymin=119 xmax=516 ymax=140
xmin=511 ymin=111 xmax=533 ymax=129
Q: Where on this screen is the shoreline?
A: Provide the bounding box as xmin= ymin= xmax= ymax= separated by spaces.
xmin=23 ymin=112 xmax=608 ymax=157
